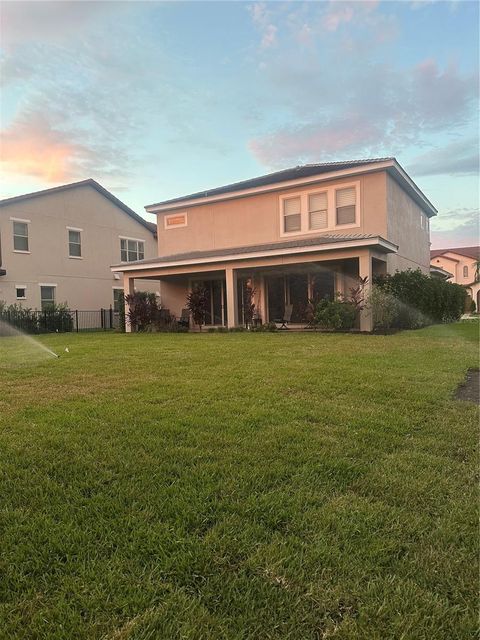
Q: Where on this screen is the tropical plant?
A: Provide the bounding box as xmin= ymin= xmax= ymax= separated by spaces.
xmin=125 ymin=291 xmax=159 ymax=331
xmin=367 ymin=286 xmax=399 ymax=331
xmin=186 ymin=285 xmax=209 ymax=330
xmin=241 ymin=282 xmax=256 ymax=328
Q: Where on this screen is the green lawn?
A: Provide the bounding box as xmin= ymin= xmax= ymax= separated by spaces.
xmin=0 ymin=324 xmax=478 ymax=639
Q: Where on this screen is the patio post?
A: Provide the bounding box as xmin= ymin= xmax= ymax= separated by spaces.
xmin=124 ymin=274 xmax=135 ymax=332
xmin=225 ymin=267 xmax=238 ymax=328
xmin=358 ymin=252 xmax=373 ymax=332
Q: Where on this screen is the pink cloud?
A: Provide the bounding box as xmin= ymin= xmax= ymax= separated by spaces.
xmin=1 ymin=112 xmax=89 ymax=182
xmin=323 ymin=5 xmax=354 ymax=31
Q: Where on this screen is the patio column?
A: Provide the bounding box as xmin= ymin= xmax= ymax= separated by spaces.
xmin=225 ymin=267 xmax=238 ymax=328
xmin=123 ymin=274 xmax=135 ymax=333
xmin=358 ymin=253 xmax=373 ymax=332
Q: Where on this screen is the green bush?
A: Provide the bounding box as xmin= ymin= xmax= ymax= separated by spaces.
xmin=374 ymin=269 xmax=466 ymax=328
xmin=0 ymin=302 xmax=73 ymax=334
xmin=38 ymin=303 xmax=74 ymax=333
xmin=314 ymin=298 xmax=356 ymax=330
xmin=367 ymin=286 xmax=399 ymax=331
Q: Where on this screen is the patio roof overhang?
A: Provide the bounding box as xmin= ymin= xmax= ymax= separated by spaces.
xmin=111 ymin=235 xmax=397 ymax=275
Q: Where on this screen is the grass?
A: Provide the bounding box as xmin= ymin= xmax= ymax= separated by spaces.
xmin=0 ymin=323 xmax=478 ymax=639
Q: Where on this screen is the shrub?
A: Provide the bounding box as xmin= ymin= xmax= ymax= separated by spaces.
xmin=186 ymin=285 xmax=208 ymax=330
xmin=374 ymin=269 xmax=466 ymax=328
xmin=471 ymin=299 xmax=477 ymax=314
xmin=38 ymin=303 xmax=74 ymax=333
xmin=125 ymin=291 xmax=159 ymax=332
xmin=314 ymin=298 xmax=356 ymax=330
xmin=367 ymin=286 xmax=399 ymax=331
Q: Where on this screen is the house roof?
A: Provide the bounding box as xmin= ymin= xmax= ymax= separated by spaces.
xmin=145 ymin=157 xmax=437 ymax=217
xmin=0 ymin=179 xmax=157 ymax=236
xmin=430 ymin=246 xmax=480 ymax=261
xmin=430 ymin=265 xmax=453 ymax=279
xmin=112 ymin=233 xmax=398 ymax=271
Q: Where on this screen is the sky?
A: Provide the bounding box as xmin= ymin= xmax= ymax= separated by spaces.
xmin=1 ymin=0 xmax=478 ymax=249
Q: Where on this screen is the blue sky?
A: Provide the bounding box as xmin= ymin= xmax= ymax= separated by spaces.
xmin=1 ymin=0 xmax=478 ymax=247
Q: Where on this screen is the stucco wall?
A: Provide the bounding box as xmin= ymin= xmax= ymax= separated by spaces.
xmin=156 ymin=171 xmax=388 ymax=257
xmin=0 ymin=184 xmax=159 ymax=309
xmin=431 ymin=253 xmax=477 ymax=285
xmin=386 ymin=175 xmax=431 ymax=273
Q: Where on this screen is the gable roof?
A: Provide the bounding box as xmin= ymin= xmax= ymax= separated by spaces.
xmin=145 ymin=157 xmax=437 ymax=217
xmin=430 ymin=246 xmax=480 ymax=261
xmin=0 ymin=179 xmax=157 ymax=236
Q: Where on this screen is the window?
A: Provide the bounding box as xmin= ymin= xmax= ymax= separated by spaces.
xmin=13 ymin=221 xmax=29 ymax=251
xmin=420 ymin=215 xmax=424 ymax=229
xmin=120 ymin=238 xmax=144 ymax=262
xmin=336 ymin=187 xmax=356 ymax=225
xmin=165 ymin=213 xmax=187 ymax=229
xmin=309 ymin=192 xmax=328 ymax=230
xmin=16 ymin=286 xmax=26 ymax=300
xmin=68 ymin=229 xmax=82 ymax=257
xmin=283 ymin=197 xmax=301 ymax=232
xmin=463 ymin=266 xmax=468 ymax=278
xmin=113 ymin=288 xmax=124 ymax=313
xmin=40 ymin=286 xmax=56 ymax=311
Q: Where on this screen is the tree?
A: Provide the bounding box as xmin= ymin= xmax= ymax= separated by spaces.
xmin=186 ymin=285 xmax=208 ymax=330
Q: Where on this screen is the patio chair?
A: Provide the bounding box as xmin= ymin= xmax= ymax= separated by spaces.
xmin=178 ymin=308 xmax=190 ymax=328
xmin=275 ymin=304 xmax=293 ymax=330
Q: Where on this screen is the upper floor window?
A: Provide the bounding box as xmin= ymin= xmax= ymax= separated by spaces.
xmin=13 ymin=221 xmax=29 ymax=252
xmin=463 ymin=266 xmax=468 ymax=278
xmin=16 ymin=286 xmax=26 ymax=300
xmin=120 ymin=238 xmax=144 ymax=262
xmin=68 ymin=229 xmax=82 ymax=258
xmin=283 ymin=197 xmax=301 ymax=232
xmin=336 ymin=187 xmax=356 ymax=225
xmin=309 ymin=192 xmax=328 ymax=230
xmin=40 ymin=285 xmax=56 ymax=311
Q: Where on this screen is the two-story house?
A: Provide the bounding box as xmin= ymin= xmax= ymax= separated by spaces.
xmin=430 ymin=246 xmax=480 ymax=309
xmin=112 ymin=158 xmax=436 ymax=331
xmin=0 ymin=179 xmax=159 ymax=311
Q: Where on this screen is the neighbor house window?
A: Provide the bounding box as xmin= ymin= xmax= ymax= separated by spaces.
xmin=463 ymin=266 xmax=468 ymax=278
xmin=13 ymin=221 xmax=29 ymax=252
xmin=309 ymin=192 xmax=328 ymax=230
xmin=16 ymin=286 xmax=26 ymax=300
xmin=283 ymin=196 xmax=301 ymax=232
xmin=336 ymin=187 xmax=356 ymax=225
xmin=40 ymin=285 xmax=56 ymax=311
xmin=68 ymin=229 xmax=82 ymax=257
xmin=120 ymin=238 xmax=144 ymax=262
xmin=113 ymin=288 xmax=124 ymax=313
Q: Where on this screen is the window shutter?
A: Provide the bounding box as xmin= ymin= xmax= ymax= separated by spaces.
xmin=309 ymin=193 xmax=327 ymax=230
xmin=283 ymin=196 xmax=301 ymax=232
xmin=336 ymin=187 xmax=356 ymax=225
xmin=284 ymin=197 xmax=301 ymax=215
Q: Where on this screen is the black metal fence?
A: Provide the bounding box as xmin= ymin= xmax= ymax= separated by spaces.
xmin=0 ymin=307 xmax=123 ymax=334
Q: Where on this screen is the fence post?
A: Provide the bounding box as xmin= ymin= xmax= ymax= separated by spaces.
xmin=75 ymin=310 xmax=79 ymax=333
xmin=101 ymin=308 xmax=104 ymax=330
xmin=109 ymin=305 xmax=113 ymax=329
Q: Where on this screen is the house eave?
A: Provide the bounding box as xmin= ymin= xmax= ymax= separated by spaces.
xmin=111 ymin=236 xmax=398 ymax=273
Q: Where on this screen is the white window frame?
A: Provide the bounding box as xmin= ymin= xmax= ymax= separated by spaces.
xmin=119 ymin=236 xmax=145 ymax=262
xmin=67 ymin=226 xmax=83 ymax=259
xmin=39 ymin=284 xmax=57 ymax=311
xmin=15 ymin=285 xmax=27 ymax=300
xmin=11 ymin=217 xmax=30 ymax=253
xmin=279 ymin=181 xmax=361 ymax=237
xmin=164 ymin=212 xmax=188 ymax=229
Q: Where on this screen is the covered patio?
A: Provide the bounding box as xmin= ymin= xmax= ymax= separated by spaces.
xmin=112 ymin=235 xmax=397 ymax=332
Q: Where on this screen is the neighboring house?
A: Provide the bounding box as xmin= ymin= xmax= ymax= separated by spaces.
xmin=111 ymin=158 xmax=436 ymax=331
xmin=0 ymin=179 xmax=159 ymax=311
xmin=430 ymin=246 xmax=480 ymax=309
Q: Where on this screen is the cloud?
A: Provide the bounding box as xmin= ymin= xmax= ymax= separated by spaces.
xmin=430 ymin=207 xmax=479 ymax=248
xmin=408 ymin=139 xmax=479 ymax=177
xmin=0 ymin=111 xmax=88 ymax=182
xmin=248 ymin=2 xmax=278 ymax=50
xmin=248 ymin=54 xmax=477 ymax=167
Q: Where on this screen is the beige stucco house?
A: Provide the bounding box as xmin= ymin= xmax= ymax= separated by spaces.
xmin=0 ymin=180 xmax=159 ymax=311
xmin=112 ymin=158 xmax=437 ymax=331
xmin=430 ymin=246 xmax=480 ymax=309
